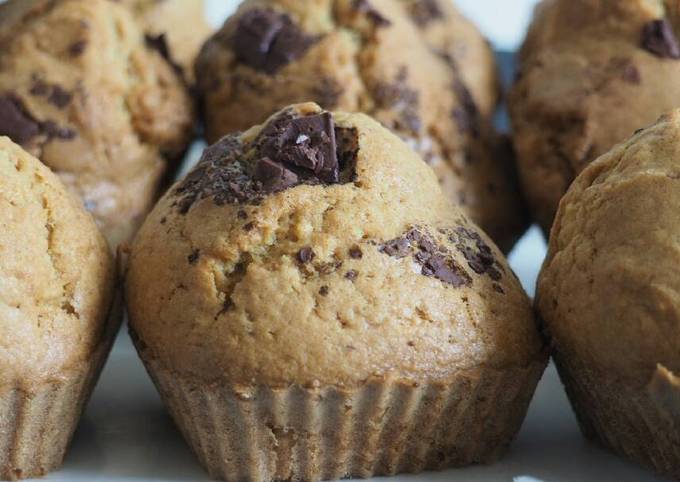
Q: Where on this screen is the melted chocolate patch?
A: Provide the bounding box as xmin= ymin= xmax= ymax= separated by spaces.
xmin=145 ymin=33 xmax=184 ymax=77
xmin=0 ymin=95 xmax=40 ymax=143
xmin=641 ymin=19 xmax=680 ymax=59
xmin=408 ymin=0 xmax=444 ymax=27
xmin=380 ymin=227 xmax=471 ymax=288
xmin=233 ymin=9 xmax=317 ymax=74
xmin=173 ymin=109 xmax=359 ymax=213
xmin=448 ymin=226 xmax=504 ymax=283
xmin=373 ymin=67 xmax=421 ymax=134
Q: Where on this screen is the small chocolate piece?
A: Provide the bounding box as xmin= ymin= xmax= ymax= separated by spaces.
xmin=48 ymin=86 xmax=72 ymax=109
xmin=233 ymin=9 xmax=317 ymax=75
xmin=452 ymin=77 xmax=480 ymax=137
xmin=493 ymin=283 xmax=505 ymax=294
xmin=345 ymin=269 xmax=358 ymax=281
xmin=380 ymin=237 xmax=410 ymax=258
xmin=313 ymin=77 xmax=344 ymax=110
xmin=621 ymin=64 xmax=641 ymax=84
xmin=243 ymin=221 xmax=255 ymax=231
xmin=450 ymin=226 xmax=504 ymax=283
xmin=0 ymin=94 xmax=40 ymax=143
xmin=353 ymin=0 xmax=392 ymax=27
xmin=188 ymin=249 xmax=200 ymax=264
xmin=254 ymin=157 xmax=299 ymax=191
xmin=29 ymin=79 xmax=50 ymax=97
xmin=641 ymin=19 xmax=680 ymax=59
xmin=297 ymin=247 xmax=315 ymax=264
xmin=373 ymin=67 xmax=421 ymax=134
xmin=41 ymin=120 xmax=77 ymax=140
xmin=319 ymin=285 xmax=329 ymax=296
xmin=69 ymin=40 xmax=87 ymax=57
xmin=349 ymin=245 xmax=363 ymax=259
xmin=408 ymin=0 xmax=444 ymax=27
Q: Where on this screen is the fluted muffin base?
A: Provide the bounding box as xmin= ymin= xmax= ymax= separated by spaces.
xmin=137 ymin=351 xmax=546 ymax=482
xmin=554 ymin=354 xmax=680 ymax=480
xmin=0 ymin=295 xmax=123 ymax=480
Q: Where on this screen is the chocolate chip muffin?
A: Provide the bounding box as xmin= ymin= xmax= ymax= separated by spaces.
xmin=119 ymin=0 xmax=212 ymax=83
xmin=195 ymin=0 xmax=526 ymax=252
xmin=0 ymin=0 xmax=194 ymax=247
xmin=0 ymin=137 xmax=120 ymax=480
xmin=126 ymin=103 xmax=547 ymax=482
xmin=510 ymin=0 xmax=680 ymax=233
xmin=537 ymin=111 xmax=680 ymax=479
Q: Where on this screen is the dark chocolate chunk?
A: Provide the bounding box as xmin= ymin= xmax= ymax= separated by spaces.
xmin=319 ymin=285 xmax=329 ymax=296
xmin=0 ymin=95 xmax=40 ymax=144
xmin=257 ymin=111 xmax=339 ymax=183
xmin=408 ymin=0 xmax=444 ymax=27
xmin=69 ymin=40 xmax=87 ymax=57
xmin=349 ymin=245 xmax=363 ymax=259
xmin=41 ymin=120 xmax=76 ymax=140
xmin=254 ymin=157 xmax=299 ymax=191
xmin=641 ymin=19 xmax=680 ymax=59
xmin=380 ymin=237 xmax=410 ymax=258
xmin=233 ymin=9 xmax=317 ymax=74
xmin=450 ymin=226 xmax=504 ymax=283
xmin=345 ymin=269 xmax=358 ymax=281
xmin=297 ymin=247 xmax=315 ymax=264
xmin=353 ymin=0 xmax=392 ymax=27
xmin=188 ymin=249 xmax=200 ymax=264
xmin=48 ymin=86 xmax=72 ymax=109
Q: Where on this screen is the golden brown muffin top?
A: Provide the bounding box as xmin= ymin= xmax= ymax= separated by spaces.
xmin=510 ymin=0 xmax=680 ymax=232
xmin=126 ymin=103 xmax=544 ymax=388
xmin=537 ymin=110 xmax=680 ymax=387
xmin=0 ymin=0 xmax=194 ymax=246
xmin=0 ymin=137 xmax=115 ymax=389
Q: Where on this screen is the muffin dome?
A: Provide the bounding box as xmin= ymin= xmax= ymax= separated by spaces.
xmin=195 ymin=0 xmax=526 ymax=251
xmin=126 ymin=103 xmax=546 ymax=481
xmin=0 ymin=0 xmax=194 ymax=246
xmin=537 ymin=111 xmax=680 ymax=479
xmin=510 ymin=0 xmax=680 ymax=232
xmin=0 ymin=137 xmax=117 ymax=478
xmin=119 ymin=0 xmax=212 ymax=83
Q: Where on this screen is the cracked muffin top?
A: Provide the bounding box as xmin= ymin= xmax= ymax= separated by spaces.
xmin=0 ymin=137 xmax=114 ymax=388
xmin=510 ymin=0 xmax=680 ymax=232
xmin=194 ymin=0 xmax=526 ymax=252
xmin=119 ymin=0 xmax=212 ymax=83
xmin=125 ymin=103 xmax=544 ymax=388
xmin=537 ymin=110 xmax=680 ymax=384
xmin=0 ymin=0 xmax=194 ymax=247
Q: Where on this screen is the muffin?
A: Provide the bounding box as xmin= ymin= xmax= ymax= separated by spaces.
xmin=119 ymin=0 xmax=212 ymax=83
xmin=126 ymin=103 xmax=547 ymax=482
xmin=510 ymin=0 xmax=680 ymax=233
xmin=0 ymin=137 xmax=120 ymax=480
xmin=195 ymin=0 xmax=527 ymax=252
xmin=537 ymin=111 xmax=680 ymax=479
xmin=0 ymin=0 xmax=194 ymax=247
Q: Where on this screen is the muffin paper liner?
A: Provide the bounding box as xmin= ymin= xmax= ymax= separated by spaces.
xmin=554 ymin=355 xmax=680 ymax=480
xmin=139 ymin=351 xmax=546 ymax=482
xmin=0 ymin=293 xmax=123 ymax=480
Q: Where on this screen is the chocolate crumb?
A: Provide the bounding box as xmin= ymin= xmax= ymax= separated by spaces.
xmin=319 ymin=285 xmax=329 ymax=296
xmin=160 ymin=217 xmax=167 ymax=225
xmin=243 ymin=221 xmax=255 ymax=231
xmin=233 ymin=9 xmax=318 ymax=75
xmin=297 ymin=247 xmax=315 ymax=264
xmin=408 ymin=0 xmax=444 ymax=27
xmin=345 ymin=269 xmax=358 ymax=281
xmin=188 ymin=249 xmax=200 ymax=264
xmin=237 ymin=210 xmax=248 ymax=220
xmin=641 ymin=19 xmax=680 ymax=59
xmin=349 ymin=245 xmax=363 ymax=259
xmin=493 ymin=283 xmax=505 ymax=294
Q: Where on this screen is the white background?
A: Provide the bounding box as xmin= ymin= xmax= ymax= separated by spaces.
xmin=21 ymin=1 xmax=669 ymax=482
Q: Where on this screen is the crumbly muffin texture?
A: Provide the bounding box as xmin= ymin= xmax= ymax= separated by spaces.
xmin=537 ymin=111 xmax=680 ymax=479
xmin=0 ymin=136 xmax=114 ymax=387
xmin=195 ymin=0 xmax=526 ymax=252
xmin=0 ymin=0 xmax=194 ymax=247
xmin=127 ymin=103 xmax=544 ymax=388
xmin=119 ymin=0 xmax=212 ymax=83
xmin=510 ymin=0 xmax=680 ymax=232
